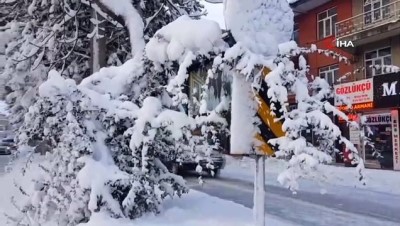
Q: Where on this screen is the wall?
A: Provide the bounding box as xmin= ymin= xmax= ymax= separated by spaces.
xmin=352 ymin=0 xmax=363 ymax=16
xmin=295 ymin=0 xmax=354 ymax=82
xmin=353 ymin=36 xmax=400 ymax=80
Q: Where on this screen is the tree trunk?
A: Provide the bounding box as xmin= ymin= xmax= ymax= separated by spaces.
xmin=90 ymin=9 xmax=107 ymax=74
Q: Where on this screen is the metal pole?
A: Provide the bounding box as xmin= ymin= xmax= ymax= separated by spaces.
xmin=254 ymin=155 xmax=266 ymax=226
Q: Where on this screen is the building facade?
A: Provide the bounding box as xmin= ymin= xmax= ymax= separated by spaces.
xmin=293 ymin=0 xmax=400 ymax=170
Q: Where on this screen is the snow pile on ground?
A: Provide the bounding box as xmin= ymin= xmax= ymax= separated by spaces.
xmin=78 ymin=191 xmax=253 ymax=226
xmin=0 ymin=154 xmax=295 ymax=226
xmin=223 ymin=155 xmax=400 ymax=195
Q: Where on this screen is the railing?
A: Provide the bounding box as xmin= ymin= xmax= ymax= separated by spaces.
xmin=336 ymin=0 xmax=400 ymax=39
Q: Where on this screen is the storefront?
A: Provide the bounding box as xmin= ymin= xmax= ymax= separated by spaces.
xmin=334 ymin=74 xmax=400 ymax=170
xmin=360 ymin=112 xmax=394 ymax=169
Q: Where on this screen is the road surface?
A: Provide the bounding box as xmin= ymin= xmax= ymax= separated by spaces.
xmin=187 ymin=175 xmax=400 ymax=226
xmin=0 ymin=155 xmax=11 ymax=175
xmin=1 ymin=155 xmax=399 ymax=226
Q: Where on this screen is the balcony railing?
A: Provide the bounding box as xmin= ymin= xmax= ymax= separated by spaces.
xmin=336 ymin=0 xmax=400 ymax=39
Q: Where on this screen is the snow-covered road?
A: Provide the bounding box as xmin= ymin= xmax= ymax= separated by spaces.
xmin=2 ymin=154 xmax=399 ymax=226
xmin=188 ymin=176 xmax=400 ymax=226
xmin=0 ymin=155 xmax=11 ymax=174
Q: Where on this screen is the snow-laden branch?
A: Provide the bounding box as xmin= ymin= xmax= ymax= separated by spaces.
xmin=99 ymin=0 xmax=145 ymax=58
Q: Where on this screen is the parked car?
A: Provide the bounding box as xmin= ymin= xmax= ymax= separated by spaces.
xmin=0 ymin=138 xmax=16 ymax=155
xmin=166 ymin=150 xmax=226 ymax=177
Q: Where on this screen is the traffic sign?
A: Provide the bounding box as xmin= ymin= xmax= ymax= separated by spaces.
xmin=254 ymin=67 xmax=285 ymax=155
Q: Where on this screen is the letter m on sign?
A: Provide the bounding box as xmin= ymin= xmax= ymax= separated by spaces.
xmin=382 ymin=81 xmax=398 ymax=96
xmin=254 ymin=67 xmax=285 ymax=155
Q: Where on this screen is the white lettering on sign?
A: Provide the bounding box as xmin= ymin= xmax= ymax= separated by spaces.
xmin=391 ymin=110 xmax=400 ymax=171
xmin=364 ymin=113 xmax=392 ymax=125
xmin=382 ymin=81 xmax=398 ymax=96
xmin=334 ymin=78 xmax=373 ymax=106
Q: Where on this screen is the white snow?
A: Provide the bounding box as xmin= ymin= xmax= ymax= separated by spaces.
xmin=0 ymin=155 xmax=294 ymax=226
xmin=230 ymin=72 xmax=259 ymax=155
xmin=38 ymin=70 xmax=77 ymax=98
xmin=0 ymin=101 xmax=9 ymax=116
xmin=99 ymin=0 xmax=145 ymax=58
xmin=146 ymin=15 xmax=224 ymax=64
xmin=222 ymin=156 xmax=400 ymax=196
xmin=76 ymin=189 xmax=296 ymax=226
xmin=224 ymin=0 xmax=294 ymax=56
xmin=77 ymin=157 xmax=129 ymax=215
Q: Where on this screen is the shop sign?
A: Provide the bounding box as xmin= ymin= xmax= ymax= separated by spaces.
xmin=349 ymin=126 xmax=360 ymax=145
xmin=334 ymin=79 xmax=373 ymax=106
xmin=391 ymin=110 xmax=400 ymax=171
xmin=373 ymin=72 xmax=400 ymax=108
xmin=364 ymin=113 xmax=391 ymax=125
xmin=337 ymin=102 xmax=373 ymax=111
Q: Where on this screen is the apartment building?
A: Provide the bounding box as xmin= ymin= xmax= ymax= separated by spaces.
xmin=292 ymin=0 xmax=400 ymax=170
xmin=291 ymin=0 xmax=354 ymax=84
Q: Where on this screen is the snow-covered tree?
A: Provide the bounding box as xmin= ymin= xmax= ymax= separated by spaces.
xmin=5 ymin=0 xmax=373 ymax=225
xmin=7 ymin=1 xmax=230 ymax=225
xmin=216 ymin=0 xmax=366 ymax=191
xmin=0 ymin=0 xmax=204 ymax=128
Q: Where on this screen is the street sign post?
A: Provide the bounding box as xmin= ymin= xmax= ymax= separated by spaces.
xmin=253 ymin=67 xmax=285 ymax=226
xmin=230 ymin=66 xmax=284 ymax=226
xmin=254 ymin=67 xmax=285 ymax=155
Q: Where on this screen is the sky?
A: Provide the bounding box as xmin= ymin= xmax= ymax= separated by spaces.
xmin=201 ymin=0 xmax=226 ymax=29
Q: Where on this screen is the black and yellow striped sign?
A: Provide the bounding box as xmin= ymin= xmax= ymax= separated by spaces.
xmin=254 ymin=67 xmax=285 ymax=155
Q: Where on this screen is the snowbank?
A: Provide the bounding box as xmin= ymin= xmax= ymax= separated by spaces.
xmin=78 ymin=190 xmax=296 ymax=226
xmin=0 ymin=155 xmax=294 ymax=226
xmin=78 ymin=190 xmax=254 ymax=226
xmin=222 ymin=155 xmax=400 ymax=195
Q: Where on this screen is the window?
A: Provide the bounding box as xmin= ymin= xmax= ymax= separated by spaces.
xmin=292 ymin=22 xmax=299 ymax=43
xmin=189 ymin=68 xmax=232 ymax=116
xmin=319 ymin=64 xmax=339 ymax=86
xmin=190 ymin=70 xmax=206 ymax=103
xmin=365 ymin=47 xmax=391 ymax=78
xmin=364 ymin=0 xmax=391 ymax=25
xmin=318 ymin=7 xmax=337 ymax=39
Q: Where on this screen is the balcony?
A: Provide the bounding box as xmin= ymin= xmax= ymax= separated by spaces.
xmin=335 ymin=0 xmax=400 ymax=51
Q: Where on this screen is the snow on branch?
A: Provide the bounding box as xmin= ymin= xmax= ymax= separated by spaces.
xmin=99 ymin=0 xmax=145 ymax=58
